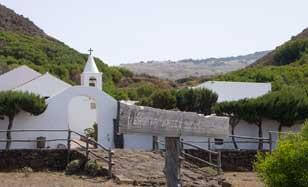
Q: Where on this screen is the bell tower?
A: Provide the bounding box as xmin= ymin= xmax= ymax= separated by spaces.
xmin=81 ymin=49 xmax=103 ymax=89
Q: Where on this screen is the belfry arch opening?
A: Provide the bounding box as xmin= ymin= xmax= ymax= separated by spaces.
xmin=89 ymin=77 xmax=97 ymax=87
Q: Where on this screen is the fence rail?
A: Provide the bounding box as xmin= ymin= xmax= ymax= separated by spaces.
xmin=153 ymin=137 xmax=222 ymax=175
xmin=180 ymin=132 xmax=275 ymax=153
xmin=180 ymin=139 xmax=221 ymax=174
xmin=0 ymin=129 xmax=113 ymax=178
xmin=152 ymin=131 xmax=295 ymax=175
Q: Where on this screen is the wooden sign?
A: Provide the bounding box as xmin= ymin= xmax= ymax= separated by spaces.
xmin=119 ymin=103 xmax=229 ymax=137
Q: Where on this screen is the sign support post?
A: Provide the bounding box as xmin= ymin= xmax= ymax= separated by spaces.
xmin=119 ymin=103 xmax=229 ymax=187
xmin=164 ymin=137 xmax=181 ymax=187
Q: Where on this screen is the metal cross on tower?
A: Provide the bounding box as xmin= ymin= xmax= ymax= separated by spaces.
xmin=88 ymin=48 xmax=93 ymax=55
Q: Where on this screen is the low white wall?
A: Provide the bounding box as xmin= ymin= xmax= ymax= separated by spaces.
xmin=123 ymin=119 xmax=303 ymax=150
xmin=124 ymin=134 xmax=154 ymax=150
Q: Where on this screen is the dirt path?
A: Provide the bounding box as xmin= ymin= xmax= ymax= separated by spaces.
xmin=91 ymin=149 xmax=222 ymax=186
xmin=0 ymin=172 xmax=129 ymax=187
xmin=0 ymin=171 xmax=265 ymax=187
xmin=224 ymin=172 xmax=264 ymax=187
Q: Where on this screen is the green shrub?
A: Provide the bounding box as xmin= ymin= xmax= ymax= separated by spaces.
xmin=84 ymin=160 xmax=101 ymax=176
xmin=65 ymin=159 xmax=84 ymax=175
xmin=176 ymin=88 xmax=218 ymax=115
xmin=84 ymin=123 xmax=98 ymax=141
xmin=150 ymin=89 xmax=176 ymax=110
xmin=254 ymin=122 xmax=308 ymax=187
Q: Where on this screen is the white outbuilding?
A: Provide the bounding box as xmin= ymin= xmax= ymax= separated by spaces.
xmin=195 ymin=81 xmax=271 ymax=102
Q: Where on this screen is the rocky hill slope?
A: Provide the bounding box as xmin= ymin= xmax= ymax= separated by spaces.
xmin=0 ymin=4 xmax=47 ymax=38
xmin=121 ymin=51 xmax=269 ymax=80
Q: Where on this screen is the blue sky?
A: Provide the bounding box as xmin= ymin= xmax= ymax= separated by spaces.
xmin=1 ymin=0 xmax=307 ymax=65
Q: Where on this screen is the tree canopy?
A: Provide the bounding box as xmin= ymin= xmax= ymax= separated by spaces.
xmin=214 ymin=88 xmax=308 ymax=149
xmin=176 ymin=88 xmax=218 ymax=115
xmin=0 ymin=91 xmax=47 ymax=149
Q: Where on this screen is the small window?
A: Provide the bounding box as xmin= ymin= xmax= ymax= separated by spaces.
xmin=214 ymin=138 xmax=224 ymax=145
xmin=89 ymin=82 xmax=96 ymax=87
xmin=90 ymin=102 xmax=96 ymax=109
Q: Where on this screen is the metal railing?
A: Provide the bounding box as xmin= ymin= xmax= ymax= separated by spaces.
xmin=0 ymin=129 xmax=113 ymax=178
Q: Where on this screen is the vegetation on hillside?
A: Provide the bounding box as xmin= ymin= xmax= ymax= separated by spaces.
xmin=0 ymin=31 xmax=178 ymax=100
xmin=0 ymin=32 xmax=134 ymax=98
xmin=255 ymin=122 xmax=308 ymax=187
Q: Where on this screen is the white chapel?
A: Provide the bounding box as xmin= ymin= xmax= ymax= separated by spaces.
xmin=0 ymin=52 xmax=118 ymax=149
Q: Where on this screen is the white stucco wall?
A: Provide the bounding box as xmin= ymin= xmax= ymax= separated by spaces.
xmin=124 ymin=134 xmax=154 ymax=150
xmin=0 ymin=86 xmax=117 ymax=149
xmin=195 ymin=81 xmax=271 ymax=102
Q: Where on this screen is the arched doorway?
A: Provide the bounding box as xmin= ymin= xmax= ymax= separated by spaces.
xmin=68 ymin=96 xmax=97 ymax=142
xmin=47 ymin=86 xmax=118 ymax=148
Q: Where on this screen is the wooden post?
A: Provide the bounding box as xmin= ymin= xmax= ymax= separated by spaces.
xmin=208 ymin=138 xmax=212 ymax=163
xmin=67 ymin=130 xmax=71 ymax=165
xmin=86 ymin=136 xmax=89 ymax=160
xmin=164 ymin=137 xmax=181 ymax=187
xmin=152 ymin=136 xmax=158 ymax=151
xmin=108 ymin=150 xmax=113 ymax=179
xmin=217 ymin=151 xmax=222 ymax=175
xmin=208 ymin=138 xmax=211 ymax=150
xmin=180 ymin=138 xmax=184 ymax=153
xmin=269 ymin=132 xmax=272 ymax=154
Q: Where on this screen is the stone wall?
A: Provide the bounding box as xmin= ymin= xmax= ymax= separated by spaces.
xmin=184 ymin=149 xmax=267 ymax=171
xmin=0 ymin=149 xmax=85 ymax=171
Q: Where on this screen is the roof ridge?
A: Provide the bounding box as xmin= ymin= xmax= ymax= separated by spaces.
xmin=12 ymin=73 xmax=44 ymax=90
xmin=43 ymin=72 xmax=72 ymax=87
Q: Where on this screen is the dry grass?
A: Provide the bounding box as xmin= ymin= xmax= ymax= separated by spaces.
xmin=224 ymin=172 xmax=264 ymax=187
xmin=0 ymin=172 xmax=133 ymax=187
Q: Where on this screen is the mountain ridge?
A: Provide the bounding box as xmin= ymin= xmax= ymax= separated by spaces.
xmin=121 ymin=51 xmax=270 ymax=80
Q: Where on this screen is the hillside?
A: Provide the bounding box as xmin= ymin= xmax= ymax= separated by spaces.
xmin=0 ymin=4 xmax=47 ymax=38
xmin=0 ymin=3 xmax=176 ymax=100
xmin=251 ymin=28 xmax=308 ymax=67
xmin=121 ymin=51 xmax=269 ymax=80
xmin=216 ymin=27 xmax=308 ymax=91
